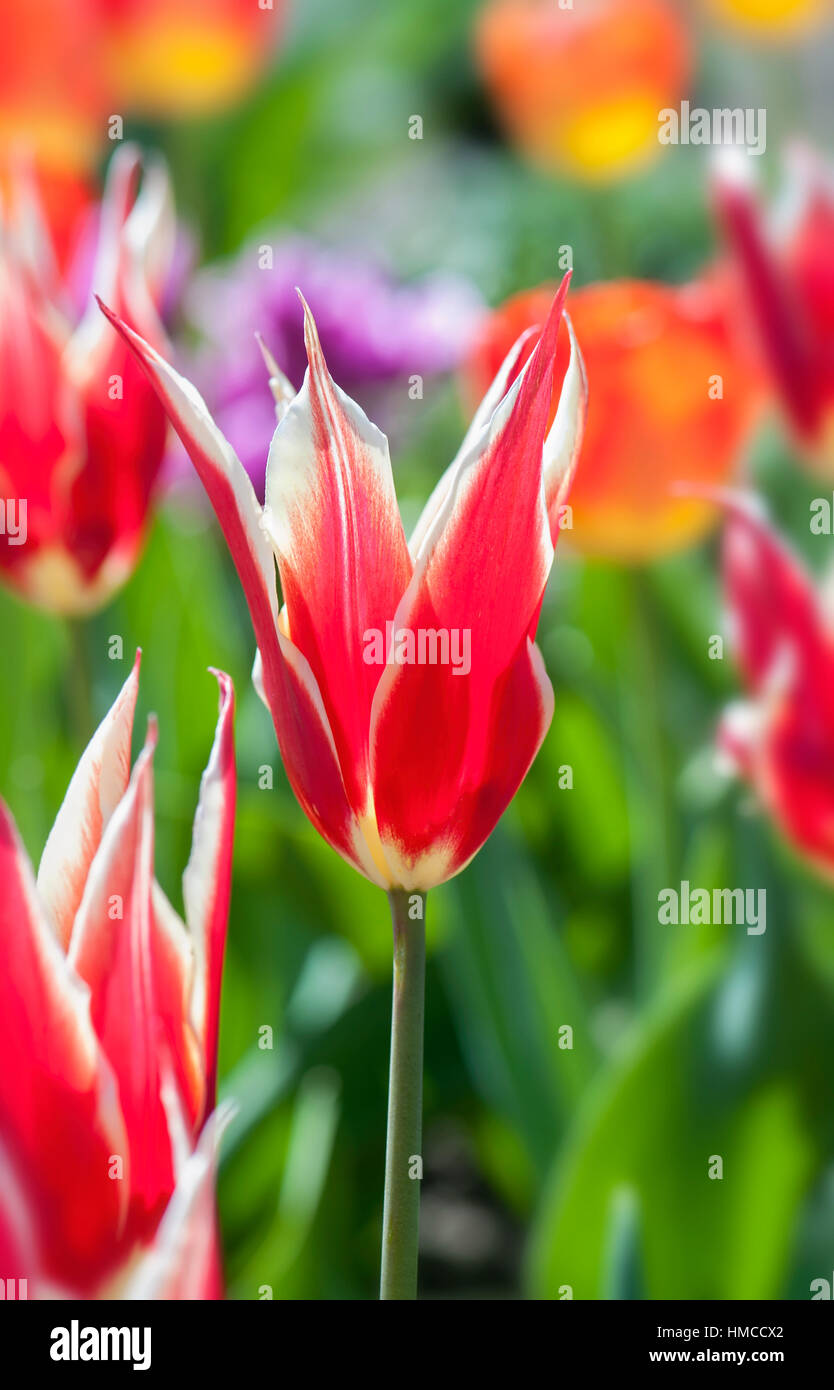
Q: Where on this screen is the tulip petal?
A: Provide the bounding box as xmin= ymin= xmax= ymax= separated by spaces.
xmin=261 ymin=294 xmax=413 ymax=816
xmin=37 ymin=651 xmax=141 ymax=949
xmin=96 ymin=301 xmax=384 ymax=885
xmin=369 ymin=278 xmax=570 ymax=885
xmin=68 ymin=724 xmax=174 ymax=1241
xmin=715 ymin=157 xmax=821 ymax=445
xmin=182 ymin=669 xmax=235 ymax=1108
xmin=121 ymin=1103 xmax=234 ymax=1301
xmin=543 ymin=309 xmax=587 ymax=541
xmin=719 ymin=496 xmax=834 ymax=879
xmin=409 ymin=324 xmax=540 ymax=561
xmin=721 ymin=494 xmax=829 ymax=696
xmin=0 ymin=799 xmax=128 ymax=1294
xmin=150 ymin=882 xmax=205 ymax=1133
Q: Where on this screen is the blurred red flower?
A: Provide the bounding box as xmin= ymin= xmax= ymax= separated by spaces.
xmin=0 ymin=146 xmax=174 ymax=614
xmin=719 ymin=498 xmax=834 ymax=881
xmin=715 ymin=148 xmax=834 ymax=474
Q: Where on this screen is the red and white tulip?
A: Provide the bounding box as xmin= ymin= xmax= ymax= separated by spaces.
xmin=0 ymin=145 xmax=174 ymax=614
xmin=719 ymin=497 xmax=834 ymax=880
xmin=0 ymin=654 xmax=235 ymax=1297
xmin=99 ymin=275 xmax=585 ymax=892
xmin=715 ymin=146 xmax=834 ymax=474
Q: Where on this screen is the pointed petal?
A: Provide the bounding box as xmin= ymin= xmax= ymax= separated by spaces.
xmin=0 ymin=799 xmax=128 ymax=1293
xmin=721 ymin=494 xmax=829 ymax=696
xmin=182 ymin=670 xmax=235 ymax=1111
xmin=543 ymin=309 xmax=587 ymax=541
xmin=409 ymin=324 xmax=540 ymax=561
xmin=97 ymin=301 xmax=385 ymax=886
xmin=369 ymin=277 xmax=571 ymax=885
xmin=718 ymin=496 xmax=834 ymax=879
xmin=261 ymin=293 xmax=413 ymax=816
xmin=37 ymin=651 xmax=141 ymax=950
xmin=714 ymin=157 xmax=821 ymax=444
xmin=67 ymin=145 xmax=170 ymax=378
xmin=68 ymin=724 xmax=174 ymax=1240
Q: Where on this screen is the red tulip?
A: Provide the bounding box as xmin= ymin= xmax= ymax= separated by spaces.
xmin=715 ymin=147 xmax=834 ymax=473
xmin=718 ymin=497 xmax=834 ymax=880
xmin=0 ymin=654 xmax=236 ymax=1297
xmin=99 ymin=275 xmax=585 ymax=891
xmin=465 ymin=278 xmax=764 ymax=562
xmin=0 ymin=145 xmax=173 ymax=614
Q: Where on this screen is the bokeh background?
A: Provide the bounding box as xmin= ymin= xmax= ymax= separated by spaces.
xmin=1 ymin=0 xmax=833 ymax=1298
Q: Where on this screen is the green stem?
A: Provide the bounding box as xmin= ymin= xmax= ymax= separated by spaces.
xmin=380 ymin=889 xmax=426 ymax=1301
xmin=65 ymin=617 xmax=94 ymax=746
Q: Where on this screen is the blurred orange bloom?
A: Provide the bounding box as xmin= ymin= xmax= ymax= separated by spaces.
xmin=101 ymin=0 xmax=288 ymax=118
xmin=703 ymin=0 xmax=830 ymax=42
xmin=474 ymin=0 xmax=692 ymax=182
xmin=0 ymin=0 xmax=109 ymax=176
xmin=464 ymin=278 xmax=765 ymax=562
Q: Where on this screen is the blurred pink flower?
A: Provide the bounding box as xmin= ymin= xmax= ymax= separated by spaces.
xmin=715 ymin=147 xmax=834 ymax=474
xmin=719 ymin=497 xmax=834 ymax=881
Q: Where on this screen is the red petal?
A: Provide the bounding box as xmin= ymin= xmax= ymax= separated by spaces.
xmin=409 ymin=325 xmax=540 ymax=560
xmin=67 ymin=725 xmax=175 ymax=1243
xmin=262 ymin=294 xmax=413 ymax=817
xmin=715 ymin=160 xmax=822 ymax=445
xmin=96 ymin=301 xmax=385 ymax=884
xmin=369 ymin=277 xmax=570 ymax=885
xmin=0 ymin=799 xmax=128 ymax=1294
xmin=722 ymin=496 xmax=829 ymax=697
xmin=121 ymin=1104 xmax=233 ymax=1300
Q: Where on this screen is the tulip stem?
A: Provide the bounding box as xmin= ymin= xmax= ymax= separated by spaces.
xmin=380 ymin=888 xmax=426 ymax=1301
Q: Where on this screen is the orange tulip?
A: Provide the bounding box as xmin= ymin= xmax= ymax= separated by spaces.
xmin=474 ymin=0 xmax=693 ymax=182
xmin=0 ymin=0 xmax=109 ymax=177
xmin=464 ymin=278 xmax=764 ymax=562
xmin=703 ymin=0 xmax=830 ymax=42
xmin=101 ymin=0 xmax=288 ymax=117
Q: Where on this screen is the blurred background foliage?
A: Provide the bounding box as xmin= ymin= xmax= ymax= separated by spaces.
xmin=2 ymin=0 xmax=834 ymax=1298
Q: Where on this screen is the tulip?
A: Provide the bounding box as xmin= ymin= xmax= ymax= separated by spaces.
xmin=99 ymin=271 xmax=585 ymax=1299
xmin=702 ymin=0 xmax=829 ymax=42
xmin=101 ymin=0 xmax=288 ymax=118
xmin=474 ymin=0 xmax=692 ymax=182
xmin=714 ymin=147 xmax=834 ymax=474
xmin=0 ymin=653 xmax=236 ymax=1297
xmin=0 ymin=145 xmax=174 ymax=614
xmin=718 ymin=497 xmax=834 ymax=881
xmin=464 ymin=277 xmax=765 ymax=562
xmin=0 ymin=0 xmax=109 ymax=178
